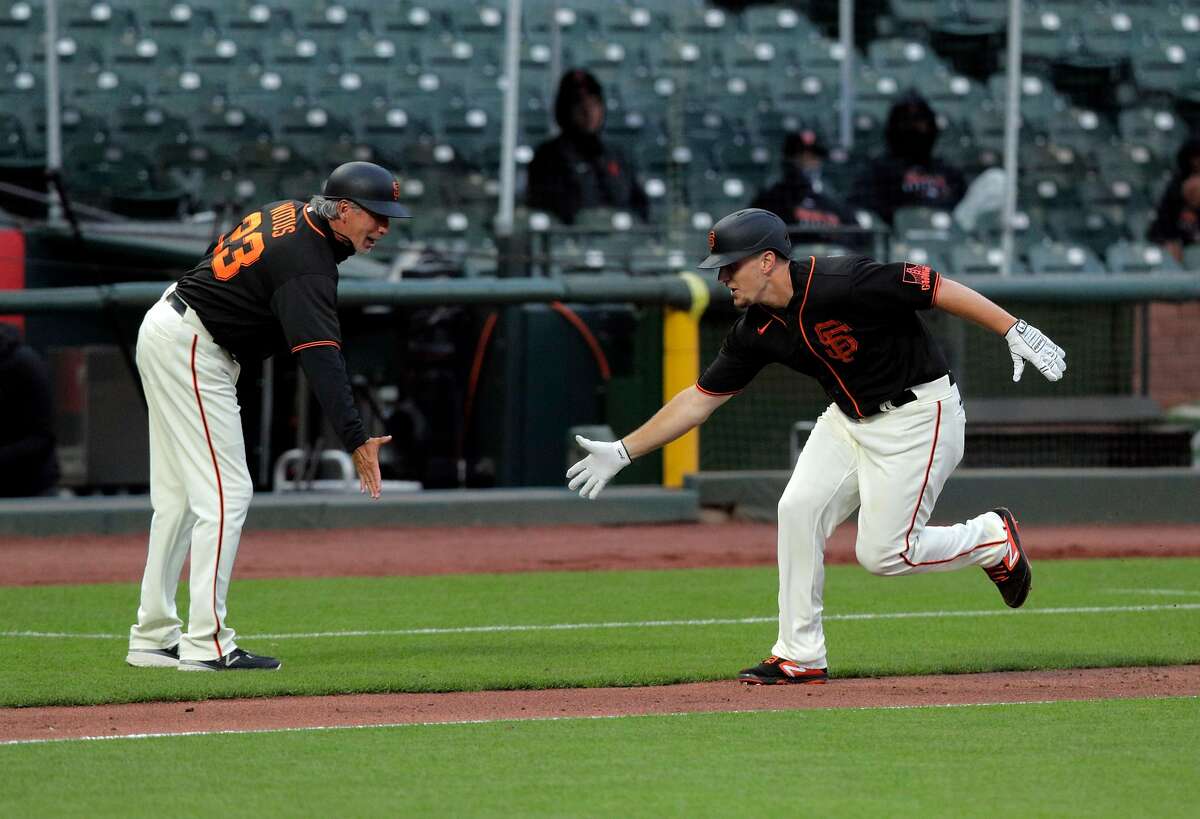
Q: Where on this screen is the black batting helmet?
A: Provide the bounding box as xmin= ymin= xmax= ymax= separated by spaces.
xmin=698 ymin=208 xmax=791 ymax=269
xmin=322 ymin=161 xmax=412 ymax=218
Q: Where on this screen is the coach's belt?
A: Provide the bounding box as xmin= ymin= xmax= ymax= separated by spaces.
xmin=877 ymin=373 xmax=955 ymax=415
xmin=165 ymin=288 xmax=218 ymax=346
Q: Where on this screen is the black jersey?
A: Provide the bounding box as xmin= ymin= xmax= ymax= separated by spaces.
xmin=174 ymin=200 xmax=367 ymax=451
xmin=697 ymin=255 xmax=950 ymax=419
xmin=176 ymin=200 xmax=353 ymax=361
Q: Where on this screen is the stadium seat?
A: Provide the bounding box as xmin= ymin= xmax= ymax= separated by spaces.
xmin=1105 ymin=240 xmax=1184 ymax=274
xmin=1182 ymin=243 xmax=1200 ymax=272
xmin=1117 ymin=107 xmax=1188 ymax=164
xmin=893 ymin=206 xmax=960 ymax=243
xmin=1044 ymin=207 xmax=1125 ymax=260
xmin=1027 ymin=240 xmax=1107 ymax=274
xmin=949 ymin=240 xmax=1025 ymax=275
xmin=1131 ymin=42 xmax=1197 ymax=94
xmin=887 ymin=240 xmax=951 ymax=275
xmin=1018 ymin=4 xmax=1081 ymax=60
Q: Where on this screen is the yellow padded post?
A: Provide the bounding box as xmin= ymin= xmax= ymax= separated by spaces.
xmin=662 ymin=271 xmax=710 ymax=487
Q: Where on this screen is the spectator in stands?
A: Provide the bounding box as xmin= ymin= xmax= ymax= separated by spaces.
xmin=750 ymin=129 xmax=861 ymax=245
xmin=849 ymin=92 xmax=967 ymax=225
xmin=526 ymin=69 xmax=649 ymax=225
xmin=0 ymin=323 xmax=59 ymax=497
xmin=1147 ymin=136 xmax=1200 ymax=263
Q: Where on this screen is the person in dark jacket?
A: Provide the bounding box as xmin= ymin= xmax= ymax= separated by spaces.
xmin=0 ymin=322 xmax=59 ymax=497
xmin=526 ymin=68 xmax=649 ymax=224
xmin=750 ymin=129 xmax=861 ymax=246
xmin=849 ymin=93 xmax=967 ymax=225
xmin=1147 ymin=136 xmax=1200 ymax=263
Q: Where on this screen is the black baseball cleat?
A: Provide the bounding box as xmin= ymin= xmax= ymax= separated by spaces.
xmin=179 ymin=647 xmax=282 ymax=672
xmin=126 ymin=644 xmax=180 ymax=668
xmin=737 ymin=656 xmax=828 ymax=685
xmin=985 ymin=507 xmax=1032 ymax=608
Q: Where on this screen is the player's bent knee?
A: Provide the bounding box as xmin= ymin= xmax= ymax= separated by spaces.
xmin=855 ymin=542 xmax=903 ymax=576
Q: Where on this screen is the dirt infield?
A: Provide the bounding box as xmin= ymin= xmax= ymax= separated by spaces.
xmin=4 ymin=666 xmax=1198 ymax=744
xmin=2 ymin=519 xmax=1198 ymax=742
xmin=4 ymin=520 xmax=1200 ymax=587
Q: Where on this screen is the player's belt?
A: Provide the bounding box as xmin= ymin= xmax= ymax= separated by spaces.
xmin=166 ymin=290 xmax=187 ymax=317
xmin=875 ymin=373 xmax=955 ymax=415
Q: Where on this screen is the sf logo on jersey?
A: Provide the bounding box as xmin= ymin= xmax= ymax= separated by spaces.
xmin=814 ymin=319 xmax=858 ymax=363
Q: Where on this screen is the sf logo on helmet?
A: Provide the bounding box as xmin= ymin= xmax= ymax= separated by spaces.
xmin=392 ymin=179 xmax=400 ymax=201
xmin=708 ymin=230 xmax=716 ymax=251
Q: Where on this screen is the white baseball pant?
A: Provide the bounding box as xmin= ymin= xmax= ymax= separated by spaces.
xmin=128 ymin=288 xmax=251 ymax=662
xmin=773 ymin=376 xmax=1010 ymax=668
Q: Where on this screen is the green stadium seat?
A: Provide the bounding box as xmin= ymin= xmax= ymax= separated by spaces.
xmin=1078 ymin=9 xmax=1151 ymax=59
xmin=1044 ymin=207 xmax=1125 ymax=259
xmin=1027 ymin=240 xmax=1107 ymax=274
xmin=1182 ymin=243 xmax=1200 ymax=272
xmin=957 ymin=0 xmax=1009 ymax=24
xmin=889 ymin=0 xmax=945 ymax=25
xmin=893 ymin=206 xmax=961 ymax=242
xmin=1105 ymin=240 xmax=1184 ymax=274
xmin=886 ymin=240 xmax=952 ymax=275
xmin=1118 ymin=107 xmax=1188 ymax=163
xmin=952 ymin=239 xmax=1031 ymax=274
xmin=1019 ymin=5 xmax=1081 ymax=60
xmin=1131 ymin=42 xmax=1198 ymax=94
xmin=0 ymin=111 xmax=27 ymax=158
xmin=113 ymin=104 xmax=193 ymax=155
xmin=967 ymin=208 xmax=1049 ymax=250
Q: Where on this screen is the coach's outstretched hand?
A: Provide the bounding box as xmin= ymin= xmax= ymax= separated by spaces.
xmin=1006 ymin=319 xmax=1067 ymax=382
xmin=567 ymin=435 xmax=631 ymax=500
xmin=353 ymin=435 xmax=393 ymax=500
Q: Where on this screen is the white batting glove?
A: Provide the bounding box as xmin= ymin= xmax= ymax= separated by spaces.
xmin=1006 ymin=319 xmax=1067 ymax=382
xmin=566 ymin=435 xmax=631 ymax=500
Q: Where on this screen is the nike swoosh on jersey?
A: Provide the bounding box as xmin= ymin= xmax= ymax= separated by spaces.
xmin=757 ymin=321 xmax=772 ymax=335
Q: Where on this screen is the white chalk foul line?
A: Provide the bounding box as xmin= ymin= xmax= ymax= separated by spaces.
xmin=5 ymin=697 xmax=1198 ymax=746
xmin=2 ymin=603 xmax=1198 ymax=642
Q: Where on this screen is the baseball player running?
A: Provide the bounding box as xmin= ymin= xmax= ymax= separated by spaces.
xmin=125 ymin=161 xmax=407 ymax=671
xmin=567 ymin=208 xmax=1065 ymax=684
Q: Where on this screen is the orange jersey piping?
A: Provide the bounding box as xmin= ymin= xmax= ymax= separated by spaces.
xmin=291 ymin=340 xmax=341 ymax=354
xmin=796 ymin=256 xmax=864 ymax=418
xmin=302 ymin=207 xmax=326 ymax=237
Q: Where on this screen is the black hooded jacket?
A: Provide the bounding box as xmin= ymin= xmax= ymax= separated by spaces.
xmin=750 ymin=168 xmax=861 ymax=246
xmin=0 ymin=324 xmax=59 ymax=496
xmin=849 ymin=93 xmax=966 ymax=225
xmin=1147 ymin=137 xmax=1200 ymax=247
xmin=526 ymin=69 xmax=649 ymax=225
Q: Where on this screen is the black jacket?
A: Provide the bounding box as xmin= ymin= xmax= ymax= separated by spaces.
xmin=0 ymin=324 xmax=59 ymax=496
xmin=1147 ymin=138 xmax=1200 ymax=246
xmin=526 ymin=69 xmax=648 ymax=224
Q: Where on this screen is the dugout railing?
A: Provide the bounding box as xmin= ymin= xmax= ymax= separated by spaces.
xmin=4 ymin=269 xmax=1200 ymax=491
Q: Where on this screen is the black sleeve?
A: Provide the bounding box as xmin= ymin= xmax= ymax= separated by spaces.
xmin=270 ymin=274 xmax=343 ymax=353
xmin=848 ymin=255 xmax=941 ymax=313
xmin=297 ymin=346 xmax=369 ymax=452
xmin=696 ymin=316 xmax=769 ymax=395
xmin=526 ymin=143 xmax=576 ymax=224
xmin=629 ymin=171 xmax=650 ymax=222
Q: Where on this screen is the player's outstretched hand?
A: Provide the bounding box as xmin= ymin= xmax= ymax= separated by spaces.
xmin=566 ymin=435 xmax=631 ymax=500
xmin=352 ymin=435 xmax=393 ymax=500
xmin=1006 ymin=319 xmax=1066 ymax=382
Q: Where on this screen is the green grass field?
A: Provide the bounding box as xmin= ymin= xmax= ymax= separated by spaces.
xmin=3 ymin=698 xmax=1197 ymax=817
xmin=1 ymin=558 xmax=1197 ymax=707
